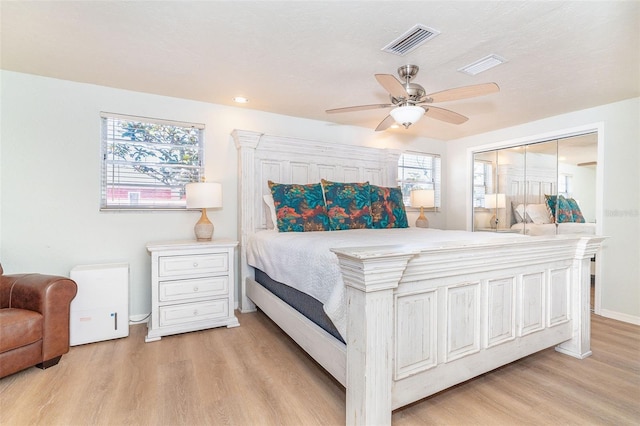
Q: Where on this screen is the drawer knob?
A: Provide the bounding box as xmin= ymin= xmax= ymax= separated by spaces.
xmin=193 ymin=286 xmax=199 ymax=292
xmin=193 ymin=262 xmax=198 ymax=267
xmin=193 ymin=310 xmax=198 ymax=316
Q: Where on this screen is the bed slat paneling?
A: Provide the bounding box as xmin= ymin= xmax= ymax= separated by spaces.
xmin=486 ymin=277 xmax=516 ymax=348
xmin=394 ymin=290 xmax=437 ymax=379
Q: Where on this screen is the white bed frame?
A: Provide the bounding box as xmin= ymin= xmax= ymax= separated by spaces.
xmin=233 ymin=130 xmax=604 ymax=425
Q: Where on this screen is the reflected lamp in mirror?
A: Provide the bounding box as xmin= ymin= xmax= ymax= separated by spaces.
xmin=186 ymin=182 xmax=223 ymax=241
xmin=410 ymin=189 xmax=435 ymax=228
xmin=484 ymin=193 xmax=506 ymax=229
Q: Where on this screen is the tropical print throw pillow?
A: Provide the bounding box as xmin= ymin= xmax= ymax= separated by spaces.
xmin=268 ymin=181 xmax=329 ymax=232
xmin=321 ymin=179 xmax=372 ymax=230
xmin=565 ymin=197 xmax=586 ymax=223
xmin=370 ymin=185 xmax=408 ymax=229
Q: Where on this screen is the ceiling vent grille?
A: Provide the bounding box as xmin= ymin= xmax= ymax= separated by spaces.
xmin=382 ymin=24 xmax=440 ymax=56
xmin=458 ymin=54 xmax=507 ymax=76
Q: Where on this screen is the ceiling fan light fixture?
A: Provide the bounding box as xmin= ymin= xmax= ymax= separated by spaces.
xmin=390 ymin=105 xmax=424 ymax=129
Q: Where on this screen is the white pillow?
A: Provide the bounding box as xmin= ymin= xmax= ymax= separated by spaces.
xmin=526 ymin=204 xmax=552 ymax=224
xmin=514 ymin=204 xmax=525 ymax=223
xmin=263 ymin=193 xmax=278 ymax=230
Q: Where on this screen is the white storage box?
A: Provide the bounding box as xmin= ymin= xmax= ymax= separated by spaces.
xmin=69 ymin=263 xmax=129 ymax=346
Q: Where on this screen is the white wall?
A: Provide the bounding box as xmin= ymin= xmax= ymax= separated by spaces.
xmin=446 ymin=97 xmax=640 ymax=324
xmin=5 ymin=71 xmax=635 ymax=324
xmin=559 ymin=162 xmax=596 ymax=222
xmin=0 ymin=71 xmax=445 ymax=318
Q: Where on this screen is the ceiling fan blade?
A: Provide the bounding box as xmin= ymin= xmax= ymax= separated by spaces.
xmin=375 ymin=115 xmax=396 ymax=132
xmin=423 ymin=106 xmax=469 ymax=125
xmin=425 ymin=82 xmax=499 ymax=103
xmin=326 ymin=103 xmax=393 ymax=114
xmin=375 ymin=74 xmax=409 ymax=99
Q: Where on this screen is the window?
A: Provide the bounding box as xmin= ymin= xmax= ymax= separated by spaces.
xmin=397 ymin=152 xmax=441 ymax=208
xmin=101 ymin=113 xmax=204 ymax=210
xmin=473 ymin=160 xmax=493 ymax=207
xmin=558 ymin=173 xmax=573 ymax=198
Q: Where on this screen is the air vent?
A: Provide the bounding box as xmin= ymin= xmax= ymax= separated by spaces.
xmin=458 ymin=54 xmax=507 ymax=76
xmin=382 ymin=24 xmax=440 ymax=56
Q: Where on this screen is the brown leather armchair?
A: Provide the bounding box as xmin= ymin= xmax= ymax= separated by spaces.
xmin=0 ymin=263 xmax=77 ymax=378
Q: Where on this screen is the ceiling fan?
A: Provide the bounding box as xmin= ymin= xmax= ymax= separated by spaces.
xmin=326 ymin=64 xmax=500 ymax=131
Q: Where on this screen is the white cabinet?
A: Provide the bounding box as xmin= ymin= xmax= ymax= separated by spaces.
xmin=69 ymin=263 xmax=129 ymax=346
xmin=145 ymin=240 xmax=239 ymax=342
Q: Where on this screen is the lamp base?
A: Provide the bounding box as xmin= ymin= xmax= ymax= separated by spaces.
xmin=415 ymin=207 xmax=429 ymax=228
xmin=489 ymin=214 xmax=498 ymax=229
xmin=194 ymin=209 xmax=214 ymax=241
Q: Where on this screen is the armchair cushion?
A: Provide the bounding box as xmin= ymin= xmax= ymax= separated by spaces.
xmin=0 ymin=308 xmax=42 ymax=352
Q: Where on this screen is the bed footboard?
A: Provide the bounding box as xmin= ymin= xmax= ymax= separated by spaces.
xmin=333 ymin=235 xmax=604 ymax=426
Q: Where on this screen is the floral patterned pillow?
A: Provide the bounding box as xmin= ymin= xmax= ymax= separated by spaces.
xmin=370 ymin=185 xmax=408 ymax=229
xmin=321 ymin=179 xmax=372 ymax=230
xmin=545 ymin=194 xmax=573 ymax=223
xmin=565 ymin=197 xmax=586 ymax=223
xmin=544 ymin=194 xmax=558 ymax=222
xmin=268 ymin=181 xmax=329 ymax=232
xmin=556 ymin=195 xmax=574 ymax=223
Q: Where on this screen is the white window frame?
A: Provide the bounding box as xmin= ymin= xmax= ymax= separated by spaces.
xmin=558 ymin=173 xmax=573 ymax=198
xmin=473 ymin=160 xmax=494 ymax=208
xmin=100 ymin=112 xmax=205 ymax=210
xmin=397 ymin=152 xmax=441 ymax=209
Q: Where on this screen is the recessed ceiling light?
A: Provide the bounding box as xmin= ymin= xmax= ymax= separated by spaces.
xmin=233 ymin=96 xmax=249 ymax=103
xmin=458 ymin=54 xmax=507 ymax=76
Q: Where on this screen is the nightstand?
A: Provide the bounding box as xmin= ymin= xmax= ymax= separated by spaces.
xmin=145 ymin=239 xmax=239 ymax=342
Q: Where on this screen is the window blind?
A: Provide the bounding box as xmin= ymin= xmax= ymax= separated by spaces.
xmin=101 ymin=113 xmax=205 ymax=210
xmin=397 ymin=152 xmax=442 ymax=208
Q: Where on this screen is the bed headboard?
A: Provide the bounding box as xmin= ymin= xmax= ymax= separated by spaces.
xmin=501 ymin=165 xmax=556 ymax=225
xmin=232 ymin=130 xmax=400 ymax=311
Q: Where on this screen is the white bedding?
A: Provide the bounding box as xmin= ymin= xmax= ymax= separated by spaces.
xmin=247 ymin=228 xmax=524 ymax=339
xmin=510 ymin=222 xmax=596 ymax=236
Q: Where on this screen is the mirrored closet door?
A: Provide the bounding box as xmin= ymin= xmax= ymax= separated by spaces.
xmin=473 ymin=133 xmax=597 ymax=236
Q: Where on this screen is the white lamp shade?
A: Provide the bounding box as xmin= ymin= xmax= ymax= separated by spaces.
xmin=410 ymin=189 xmax=435 ymax=208
xmin=186 ymin=182 xmax=222 ymax=208
xmin=390 ymin=105 xmax=425 ymax=127
xmin=484 ymin=193 xmax=506 ymax=209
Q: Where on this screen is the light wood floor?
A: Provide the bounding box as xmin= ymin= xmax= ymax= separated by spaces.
xmin=1 ymin=311 xmax=638 ymax=426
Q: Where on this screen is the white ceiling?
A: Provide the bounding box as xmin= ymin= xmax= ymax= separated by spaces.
xmin=1 ymin=1 xmax=638 ymax=141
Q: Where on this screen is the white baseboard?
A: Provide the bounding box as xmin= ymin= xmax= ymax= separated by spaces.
xmin=598 ymin=309 xmax=640 ymax=326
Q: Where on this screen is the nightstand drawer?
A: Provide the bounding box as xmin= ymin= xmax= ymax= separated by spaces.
xmin=159 ymin=299 xmax=229 ymax=327
xmin=159 ymin=253 xmax=228 ymax=277
xmin=159 ymin=276 xmax=228 ymax=302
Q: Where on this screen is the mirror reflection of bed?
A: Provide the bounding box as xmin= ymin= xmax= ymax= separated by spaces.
xmin=472 ymin=132 xmax=598 ymax=310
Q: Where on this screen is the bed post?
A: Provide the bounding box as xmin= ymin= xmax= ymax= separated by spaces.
xmin=333 ymin=247 xmax=416 ymax=426
xmin=556 ymin=236 xmax=606 ymax=359
xmin=233 ymin=129 xmax=263 ymax=312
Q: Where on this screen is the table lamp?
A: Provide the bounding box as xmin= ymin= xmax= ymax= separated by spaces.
xmin=410 ymin=189 xmax=435 ymax=228
xmin=186 ymin=182 xmax=222 ymax=241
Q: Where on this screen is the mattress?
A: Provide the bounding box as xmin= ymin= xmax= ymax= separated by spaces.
xmin=510 ymin=222 xmax=596 ymax=236
xmin=247 ymin=228 xmax=524 ymax=339
xmin=254 ymin=269 xmax=344 ymax=343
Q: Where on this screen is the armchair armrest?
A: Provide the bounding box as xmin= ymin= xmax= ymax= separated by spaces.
xmin=0 ymin=273 xmax=77 ymax=360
